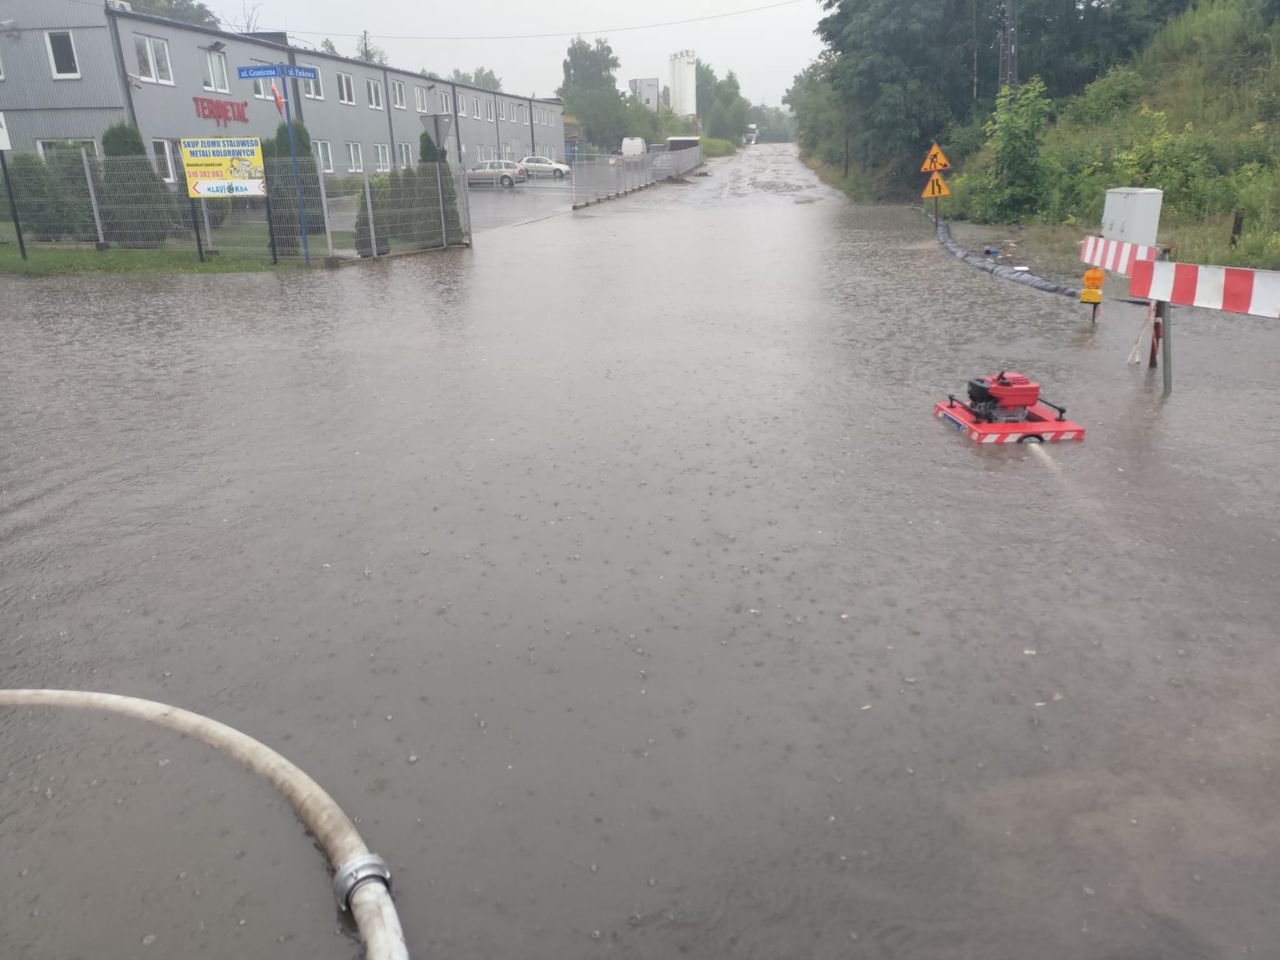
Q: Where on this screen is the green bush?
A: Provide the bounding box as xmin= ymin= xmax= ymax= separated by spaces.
xmin=98 ymin=124 xmax=178 ymax=248
xmin=420 ymin=131 xmax=443 ymax=163
xmin=7 ymin=154 xmax=59 ymax=240
xmin=700 ymin=138 xmax=737 ymax=157
xmin=102 ymin=123 xmax=146 ymax=157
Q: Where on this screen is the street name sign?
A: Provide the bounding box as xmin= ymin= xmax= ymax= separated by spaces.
xmin=237 ymin=64 xmax=318 ymax=81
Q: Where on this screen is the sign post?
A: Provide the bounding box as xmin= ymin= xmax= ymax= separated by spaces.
xmin=1081 ymin=267 xmax=1104 ymax=323
xmin=237 ymin=64 xmax=317 ymax=267
xmin=920 ymin=143 xmax=951 ymax=225
xmin=0 ymin=111 xmax=27 ymax=262
xmin=180 ymin=136 xmax=265 ymax=262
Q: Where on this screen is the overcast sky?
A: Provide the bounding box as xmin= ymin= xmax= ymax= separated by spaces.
xmin=208 ymin=0 xmax=824 ymax=105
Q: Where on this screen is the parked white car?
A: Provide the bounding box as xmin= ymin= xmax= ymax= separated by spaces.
xmin=519 ymin=156 xmax=571 ymax=179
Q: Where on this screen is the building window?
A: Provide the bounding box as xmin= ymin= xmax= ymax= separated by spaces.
xmin=520 ymin=104 xmax=528 ymax=125
xmin=337 ymin=72 xmax=355 ymax=104
xmin=133 ymin=34 xmax=172 ymax=85
xmin=374 ymin=143 xmax=390 ymax=172
xmin=301 ymin=64 xmax=323 ymax=100
xmin=46 ymin=31 xmax=80 ymax=79
xmin=398 ymin=142 xmax=412 ymax=169
xmin=252 ymin=77 xmax=268 ymax=99
xmin=475 ymin=144 xmax=484 ymax=162
xmin=484 ymin=100 xmax=494 ymax=121
xmin=415 ymin=86 xmax=428 ymax=113
xmin=472 ymin=96 xmax=480 ymax=118
xmin=346 ymin=141 xmax=363 ymax=172
xmin=456 ymin=93 xmax=465 ymax=114
xmin=0 ymin=49 xmax=5 ymax=81
xmin=316 ymin=139 xmax=333 ymax=173
xmin=391 ymin=80 xmax=405 ymax=110
xmin=438 ymin=91 xmax=449 ymax=114
xmin=152 ymin=139 xmax=176 ymax=182
xmin=366 ymin=78 xmax=383 ymax=110
xmin=203 ymin=49 xmax=228 ymax=92
xmin=36 ymin=139 xmax=97 ymax=160
xmin=497 ymin=101 xmax=506 ymax=121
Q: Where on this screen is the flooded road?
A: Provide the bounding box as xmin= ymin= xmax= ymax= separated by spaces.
xmin=3 ymin=144 xmax=1280 ymax=959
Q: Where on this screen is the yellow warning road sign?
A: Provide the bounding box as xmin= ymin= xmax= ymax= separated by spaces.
xmin=922 ymin=172 xmax=951 ymax=199
xmin=921 ymin=143 xmax=951 ymax=172
xmin=1081 ymin=288 xmax=1103 ymax=304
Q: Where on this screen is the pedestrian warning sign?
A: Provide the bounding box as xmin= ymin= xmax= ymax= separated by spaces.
xmin=921 ymin=143 xmax=951 ymax=172
xmin=922 ymin=172 xmax=951 ymax=198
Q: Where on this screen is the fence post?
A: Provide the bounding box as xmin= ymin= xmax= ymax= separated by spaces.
xmin=263 ymin=165 xmax=279 ymax=265
xmin=434 ymin=161 xmax=447 ymax=248
xmin=364 ymin=175 xmax=378 ymax=257
xmin=0 ymin=150 xmax=27 ymax=261
xmin=189 ymin=197 xmax=205 ymax=263
xmin=1158 ymin=298 xmax=1172 ymax=396
xmin=460 ymin=168 xmax=473 ymax=245
xmin=315 ymin=168 xmax=334 ymax=259
xmin=80 ymin=147 xmax=106 ymax=249
xmin=200 ymin=199 xmax=216 ymax=252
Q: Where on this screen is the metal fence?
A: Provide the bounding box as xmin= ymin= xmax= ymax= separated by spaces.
xmin=0 ymin=149 xmax=471 ymax=266
xmin=570 ymin=146 xmax=703 ymax=206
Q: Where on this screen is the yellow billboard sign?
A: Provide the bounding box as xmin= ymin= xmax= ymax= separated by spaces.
xmin=179 ymin=137 xmax=266 ymax=198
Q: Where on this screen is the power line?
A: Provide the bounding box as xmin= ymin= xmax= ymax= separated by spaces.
xmin=262 ymin=0 xmax=807 ymax=42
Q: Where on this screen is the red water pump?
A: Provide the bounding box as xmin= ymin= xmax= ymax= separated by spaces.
xmin=966 ymin=371 xmax=1041 ymax=422
xmin=935 ymin=370 xmax=1084 ymax=443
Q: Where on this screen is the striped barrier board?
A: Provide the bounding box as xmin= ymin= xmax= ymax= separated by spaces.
xmin=1129 ymin=259 xmax=1280 ymax=319
xmin=1080 ymin=235 xmax=1161 ymax=277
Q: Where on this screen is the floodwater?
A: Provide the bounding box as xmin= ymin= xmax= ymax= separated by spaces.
xmin=3 ymin=144 xmax=1280 ymax=959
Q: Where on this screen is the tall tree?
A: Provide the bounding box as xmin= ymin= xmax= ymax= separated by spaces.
xmin=129 ymin=0 xmax=219 ymax=27
xmin=559 ymin=37 xmax=620 ymax=96
xmin=320 ymin=38 xmax=340 ymax=55
xmin=695 ymin=61 xmax=718 ymax=118
xmin=450 ymin=67 xmax=502 ymax=91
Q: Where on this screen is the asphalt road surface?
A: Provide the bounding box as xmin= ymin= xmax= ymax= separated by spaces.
xmin=3 ymin=144 xmax=1279 ymax=960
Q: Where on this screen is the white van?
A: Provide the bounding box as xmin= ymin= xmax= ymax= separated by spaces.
xmin=621 ymin=137 xmax=648 ymax=161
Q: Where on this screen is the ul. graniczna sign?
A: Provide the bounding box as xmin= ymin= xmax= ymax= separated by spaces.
xmin=192 ymin=97 xmax=249 ymax=127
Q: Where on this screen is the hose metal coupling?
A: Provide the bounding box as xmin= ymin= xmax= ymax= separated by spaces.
xmin=332 ymin=853 xmax=392 ymax=912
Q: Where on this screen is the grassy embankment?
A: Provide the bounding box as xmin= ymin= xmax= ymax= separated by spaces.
xmin=699 ymin=138 xmax=740 ymax=158
xmin=0 ymin=243 xmax=302 ymax=276
xmin=799 ymin=155 xmax=875 ymax=201
xmin=944 ymin=0 xmax=1280 ymax=269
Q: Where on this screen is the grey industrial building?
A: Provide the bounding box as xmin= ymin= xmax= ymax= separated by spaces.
xmin=0 ymin=0 xmax=565 ymax=180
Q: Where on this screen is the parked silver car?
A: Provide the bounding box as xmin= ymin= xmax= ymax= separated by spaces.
xmin=466 ymin=160 xmax=528 ymax=188
xmin=519 ymin=156 xmax=572 ymax=179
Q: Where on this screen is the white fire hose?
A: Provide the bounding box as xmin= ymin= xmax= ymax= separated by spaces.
xmin=0 ymin=689 xmax=409 ymax=960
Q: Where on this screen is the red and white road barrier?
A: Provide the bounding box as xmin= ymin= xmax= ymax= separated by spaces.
xmin=1129 ymin=259 xmax=1280 ymax=319
xmin=1080 ymin=235 xmax=1161 ymax=277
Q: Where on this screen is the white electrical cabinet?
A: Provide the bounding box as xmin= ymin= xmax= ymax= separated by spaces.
xmin=1101 ymin=188 xmax=1163 ymax=247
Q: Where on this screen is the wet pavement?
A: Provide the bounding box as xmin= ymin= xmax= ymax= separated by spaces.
xmin=465 ymin=177 xmax=575 ymax=232
xmin=3 ymin=143 xmax=1280 ymax=960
